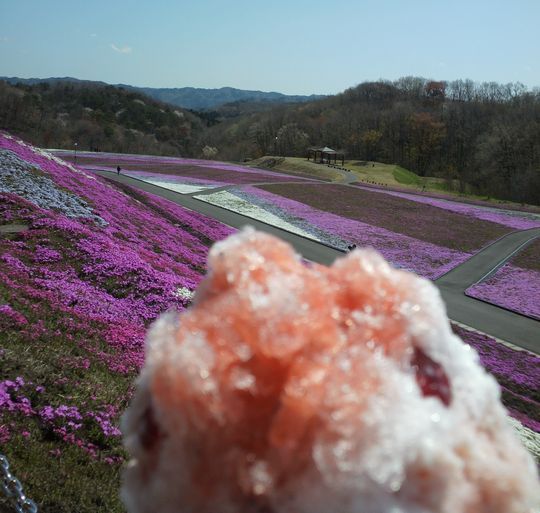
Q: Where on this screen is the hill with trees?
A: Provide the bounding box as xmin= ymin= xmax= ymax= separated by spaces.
xmin=0 ymin=79 xmax=205 ymax=156
xmin=1 ymin=76 xmax=539 ymax=204
xmin=201 ymin=77 xmax=540 ymax=205
xmin=0 ymin=77 xmax=324 ymax=111
xmin=132 ymin=85 xmax=325 ymax=110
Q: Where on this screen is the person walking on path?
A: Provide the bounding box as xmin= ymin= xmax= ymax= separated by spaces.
xmin=117 ymin=166 xmax=121 ymax=175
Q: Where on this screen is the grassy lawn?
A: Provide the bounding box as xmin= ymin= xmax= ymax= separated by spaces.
xmin=392 ymin=165 xmax=423 ymax=185
xmin=249 ymin=156 xmax=343 ymax=181
xmin=336 ymin=160 xmax=540 ymax=210
xmin=345 ymin=161 xmax=412 ymax=185
xmin=256 ymin=183 xmax=512 ymax=252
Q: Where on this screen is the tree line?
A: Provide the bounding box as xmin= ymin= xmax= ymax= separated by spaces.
xmin=0 ymin=80 xmax=204 ymax=156
xmin=1 ymin=77 xmax=539 ymax=204
xmin=202 ymin=77 xmax=540 ymax=205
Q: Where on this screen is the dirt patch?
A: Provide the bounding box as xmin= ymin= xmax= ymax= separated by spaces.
xmin=0 ymin=223 xmax=29 ymax=235
xmin=256 ymin=157 xmax=286 ymax=169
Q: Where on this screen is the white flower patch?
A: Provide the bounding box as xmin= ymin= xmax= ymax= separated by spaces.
xmin=194 ymin=190 xmax=325 ymax=241
xmin=4 ymin=134 xmax=96 ymax=180
xmin=0 ymin=149 xmax=107 ymax=226
xmin=173 ymin=287 xmax=194 ymax=301
xmin=508 ymin=417 xmax=540 ymax=461
xmin=143 ymin=179 xmax=217 ymax=194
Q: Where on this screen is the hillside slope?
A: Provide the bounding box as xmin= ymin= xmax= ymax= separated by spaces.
xmin=0 ymin=132 xmax=233 ymax=512
xmin=0 ymin=79 xmax=204 ymax=156
xmin=0 ymin=134 xmax=538 ymax=512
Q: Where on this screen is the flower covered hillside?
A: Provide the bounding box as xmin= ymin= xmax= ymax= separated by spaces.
xmin=0 ymin=133 xmax=233 ymax=512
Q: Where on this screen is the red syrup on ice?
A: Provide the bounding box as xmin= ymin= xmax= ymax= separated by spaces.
xmin=411 ymin=347 xmax=452 ymax=406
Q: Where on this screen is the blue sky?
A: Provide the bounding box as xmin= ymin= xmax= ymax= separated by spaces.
xmin=1 ymin=0 xmax=539 ymax=95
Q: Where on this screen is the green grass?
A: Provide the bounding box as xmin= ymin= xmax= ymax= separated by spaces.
xmin=392 ymin=165 xmax=423 ymax=186
xmin=0 ymin=261 xmax=132 ymax=513
xmin=237 ymin=156 xmax=540 ymax=210
xmin=1 ymin=433 xmax=124 ymax=513
xmin=344 ymin=161 xmax=447 ymax=191
xmin=249 ymin=156 xmax=344 ymax=181
xmin=342 ymin=160 xmax=540 ymax=210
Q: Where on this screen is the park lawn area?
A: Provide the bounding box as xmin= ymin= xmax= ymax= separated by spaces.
xmin=345 ymin=161 xmax=414 ymax=186
xmin=249 ymin=156 xmax=343 ymax=181
xmin=256 ymin=183 xmax=512 ymax=252
xmin=345 ymin=160 xmax=540 ymax=208
xmin=341 ymin=161 xmax=447 ymax=190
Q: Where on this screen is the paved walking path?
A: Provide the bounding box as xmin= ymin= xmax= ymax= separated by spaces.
xmin=436 ymin=228 xmax=540 ymax=288
xmin=96 ymin=170 xmax=540 ymax=354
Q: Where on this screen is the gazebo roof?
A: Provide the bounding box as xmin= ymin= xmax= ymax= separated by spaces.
xmin=309 ymin=146 xmax=338 ymax=154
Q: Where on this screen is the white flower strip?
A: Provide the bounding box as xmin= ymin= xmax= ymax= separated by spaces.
xmin=507 ymin=417 xmax=540 ymax=461
xmin=173 ymin=287 xmax=194 ymax=301
xmin=195 ymin=190 xmax=324 ymax=241
xmin=5 ymin=133 xmax=97 ymax=180
xmin=0 ymin=149 xmax=107 ymax=226
xmin=142 ymin=179 xmax=217 ymax=194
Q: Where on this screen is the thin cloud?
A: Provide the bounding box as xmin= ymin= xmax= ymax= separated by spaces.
xmin=90 ymin=33 xmax=98 ymax=38
xmin=110 ymin=43 xmax=132 ymax=54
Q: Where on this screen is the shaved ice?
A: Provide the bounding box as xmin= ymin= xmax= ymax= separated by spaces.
xmin=122 ymin=228 xmax=539 ymax=513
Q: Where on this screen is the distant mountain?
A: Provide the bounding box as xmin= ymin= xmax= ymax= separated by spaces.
xmin=0 ymin=77 xmax=326 ymax=111
xmin=130 ymin=86 xmax=326 ymax=110
xmin=0 ymin=76 xmax=111 ymax=88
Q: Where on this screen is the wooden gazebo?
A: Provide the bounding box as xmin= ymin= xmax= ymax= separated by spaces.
xmin=307 ymin=146 xmax=345 ymax=166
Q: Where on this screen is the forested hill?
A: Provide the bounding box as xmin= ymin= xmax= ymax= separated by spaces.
xmin=0 ymin=77 xmax=324 ymax=110
xmin=0 ymin=80 xmax=205 ymax=156
xmin=1 ymin=76 xmax=539 ymax=204
xmin=202 ymin=78 xmax=540 ymax=205
xmin=132 ymin=86 xmax=325 ymax=110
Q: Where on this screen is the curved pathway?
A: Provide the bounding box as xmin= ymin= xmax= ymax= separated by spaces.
xmin=96 ymin=170 xmax=540 ymax=354
xmin=436 ymin=229 xmax=540 ymax=289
